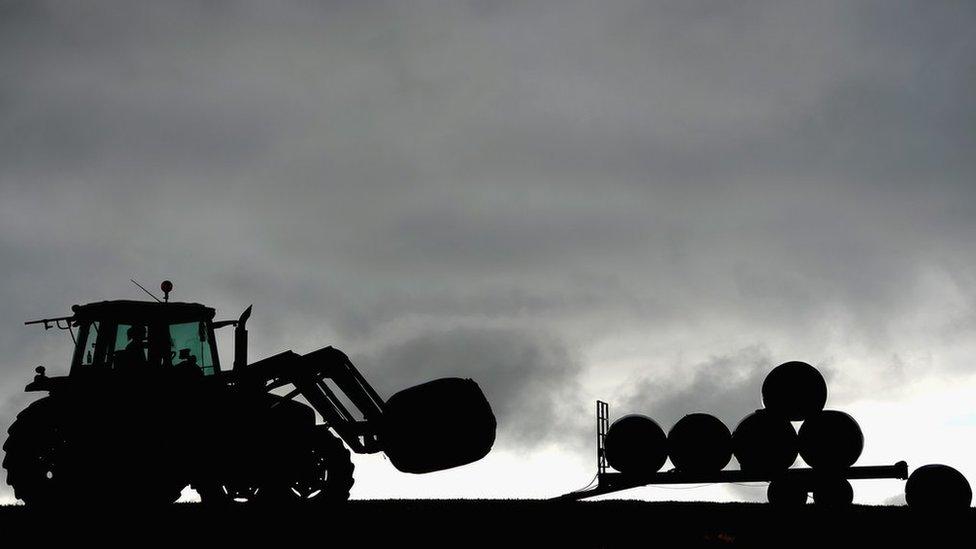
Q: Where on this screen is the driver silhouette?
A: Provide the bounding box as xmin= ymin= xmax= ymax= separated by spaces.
xmin=118 ymin=325 xmax=148 ymax=369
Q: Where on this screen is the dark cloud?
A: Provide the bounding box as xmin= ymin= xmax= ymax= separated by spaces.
xmin=617 ymin=346 xmax=774 ymax=429
xmin=613 ymin=346 xmax=839 ymax=430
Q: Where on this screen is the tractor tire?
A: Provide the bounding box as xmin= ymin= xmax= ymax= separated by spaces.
xmin=195 ymin=482 xmax=261 ymax=505
xmin=197 ymin=429 xmax=354 ymax=506
xmin=261 ymin=428 xmax=355 ymax=505
xmin=2 ymin=397 xmax=67 ymax=506
xmin=4 ymin=397 xmax=185 ymax=507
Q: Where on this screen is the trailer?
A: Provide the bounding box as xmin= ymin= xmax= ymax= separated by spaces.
xmin=555 ymin=401 xmax=909 ymax=506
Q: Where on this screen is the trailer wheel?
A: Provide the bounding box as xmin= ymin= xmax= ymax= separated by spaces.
xmin=263 ymin=429 xmax=355 ymax=504
xmin=812 ymin=478 xmax=853 ymax=508
xmin=767 ymin=478 xmax=808 ymax=507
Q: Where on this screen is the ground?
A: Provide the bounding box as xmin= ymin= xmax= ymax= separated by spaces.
xmin=0 ymin=500 xmax=970 ymax=546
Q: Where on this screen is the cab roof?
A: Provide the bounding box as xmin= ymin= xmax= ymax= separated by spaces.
xmin=70 ymin=300 xmax=216 ymax=324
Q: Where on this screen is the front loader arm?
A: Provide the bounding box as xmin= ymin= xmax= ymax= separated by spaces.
xmin=231 ymin=344 xmax=496 ymax=473
xmin=232 ymin=346 xmax=386 ymax=453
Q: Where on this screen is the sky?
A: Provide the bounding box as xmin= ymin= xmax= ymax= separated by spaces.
xmin=1 ymin=0 xmax=974 ymax=505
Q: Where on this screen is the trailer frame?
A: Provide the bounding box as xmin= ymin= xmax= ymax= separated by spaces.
xmin=555 ymin=401 xmax=908 ymax=501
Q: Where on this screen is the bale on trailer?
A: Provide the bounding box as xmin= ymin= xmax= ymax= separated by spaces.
xmin=667 ymin=413 xmax=732 ymax=473
xmin=761 ymin=361 xmax=827 ymax=421
xmin=555 ymin=400 xmax=915 ymax=506
xmin=381 ymin=378 xmax=496 ymax=474
xmin=798 ymin=410 xmax=863 ymax=470
xmin=732 ymin=410 xmax=798 ymax=473
xmin=559 ymin=360 xmax=973 ymax=509
xmin=605 ymin=414 xmax=668 ymax=475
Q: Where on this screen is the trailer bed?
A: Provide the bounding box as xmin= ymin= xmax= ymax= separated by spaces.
xmin=555 ymin=401 xmax=908 ymax=501
xmin=556 ymin=462 xmax=908 ymax=501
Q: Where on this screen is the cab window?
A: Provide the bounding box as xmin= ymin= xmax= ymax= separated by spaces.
xmin=168 ymin=321 xmax=215 ymax=376
xmin=79 ymin=321 xmax=99 ymax=366
xmin=71 ymin=321 xmax=103 ymax=371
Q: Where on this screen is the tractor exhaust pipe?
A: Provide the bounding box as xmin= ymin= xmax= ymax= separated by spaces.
xmin=233 ymin=305 xmax=252 ymax=370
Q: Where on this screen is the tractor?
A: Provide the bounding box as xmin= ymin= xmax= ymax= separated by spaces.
xmin=2 ymin=282 xmax=496 ymax=506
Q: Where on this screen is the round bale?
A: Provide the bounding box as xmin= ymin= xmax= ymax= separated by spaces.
xmin=798 ymin=410 xmax=863 ymax=470
xmin=761 ymin=361 xmax=827 ymax=421
xmin=605 ymin=414 xmax=668 ymax=475
xmin=732 ymin=410 xmax=798 ymax=473
xmin=667 ymin=413 xmax=732 ymax=473
xmin=905 ymin=464 xmax=972 ymax=511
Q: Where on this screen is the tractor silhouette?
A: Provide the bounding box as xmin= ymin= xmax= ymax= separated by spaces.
xmin=3 ymin=281 xmax=496 ymax=506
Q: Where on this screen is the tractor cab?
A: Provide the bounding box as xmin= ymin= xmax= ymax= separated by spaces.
xmin=68 ymin=300 xmax=221 ymax=376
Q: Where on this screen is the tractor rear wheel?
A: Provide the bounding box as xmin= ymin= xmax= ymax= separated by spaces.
xmin=4 ymin=397 xmax=186 ymax=507
xmin=2 ymin=398 xmax=68 ymax=506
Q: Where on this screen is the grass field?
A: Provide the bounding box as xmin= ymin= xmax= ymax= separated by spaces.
xmin=0 ymin=500 xmax=971 ymax=546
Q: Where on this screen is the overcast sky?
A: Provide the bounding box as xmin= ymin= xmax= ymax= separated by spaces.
xmin=1 ymin=0 xmax=974 ymax=504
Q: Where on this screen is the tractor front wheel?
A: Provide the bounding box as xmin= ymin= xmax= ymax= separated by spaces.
xmin=197 ymin=429 xmax=354 ymax=505
xmin=262 ymin=428 xmax=355 ymax=504
xmin=195 ymin=483 xmax=261 ymax=504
